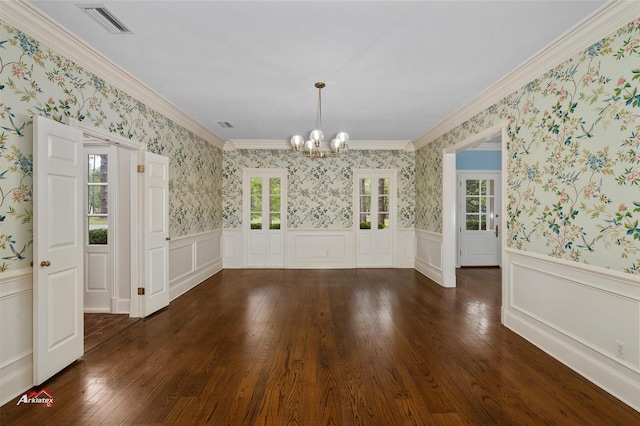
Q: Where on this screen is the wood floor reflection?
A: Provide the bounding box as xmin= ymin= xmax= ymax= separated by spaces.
xmin=2 ymin=268 xmax=638 ymax=425
xmin=84 ymin=313 xmax=140 ymax=353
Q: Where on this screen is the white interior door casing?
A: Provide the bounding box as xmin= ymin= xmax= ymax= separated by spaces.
xmin=457 ymin=171 xmax=502 ymax=266
xmin=243 ymin=168 xmax=286 ymax=268
xmin=354 ymin=169 xmax=397 ymax=267
xmin=33 ymin=115 xmax=84 ymax=385
xmin=139 ymin=151 xmax=170 ymax=317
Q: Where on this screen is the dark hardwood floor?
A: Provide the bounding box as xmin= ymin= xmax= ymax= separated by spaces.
xmin=2 ymin=268 xmax=639 ymax=425
xmin=84 ymin=313 xmax=140 ymax=353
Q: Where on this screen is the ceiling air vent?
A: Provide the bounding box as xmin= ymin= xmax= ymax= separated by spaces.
xmin=80 ymin=5 xmax=132 ymax=34
xmin=217 ymin=122 xmax=234 ymax=129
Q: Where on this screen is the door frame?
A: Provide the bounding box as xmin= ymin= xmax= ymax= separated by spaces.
xmin=442 ymin=124 xmax=506 ymax=287
xmin=69 ymin=119 xmax=145 ymax=317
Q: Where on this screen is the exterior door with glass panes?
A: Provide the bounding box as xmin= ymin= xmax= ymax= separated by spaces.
xmin=457 ymin=172 xmax=501 ymax=266
xmin=354 ymin=170 xmax=396 ymax=267
xmin=84 ymin=145 xmax=115 ymax=313
xmin=243 ymin=169 xmax=286 ymax=268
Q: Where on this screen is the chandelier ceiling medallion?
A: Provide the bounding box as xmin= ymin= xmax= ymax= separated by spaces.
xmin=290 ymin=82 xmax=349 ymax=158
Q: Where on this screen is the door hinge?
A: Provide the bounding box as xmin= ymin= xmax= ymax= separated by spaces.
xmin=137 ymin=287 xmax=145 ymax=295
xmin=137 ymin=165 xmax=145 ymax=173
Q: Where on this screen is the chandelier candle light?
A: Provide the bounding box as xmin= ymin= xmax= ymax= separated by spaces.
xmin=290 ymin=82 xmax=349 ymax=158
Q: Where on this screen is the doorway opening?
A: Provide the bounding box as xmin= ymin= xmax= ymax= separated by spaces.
xmin=456 ymin=156 xmax=502 ymax=267
xmin=82 ymin=140 xmax=135 ymax=316
xmin=442 ymin=125 xmax=505 ymax=287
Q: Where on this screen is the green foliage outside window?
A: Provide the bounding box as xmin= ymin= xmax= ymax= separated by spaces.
xmin=89 ymin=228 xmax=108 ymax=244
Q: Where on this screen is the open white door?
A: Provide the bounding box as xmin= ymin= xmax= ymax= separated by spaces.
xmin=33 ymin=115 xmax=84 ymax=385
xmin=139 ymin=151 xmax=170 ymax=317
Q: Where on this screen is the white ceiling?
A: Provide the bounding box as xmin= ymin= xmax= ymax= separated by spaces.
xmin=27 ymin=0 xmax=606 ymax=145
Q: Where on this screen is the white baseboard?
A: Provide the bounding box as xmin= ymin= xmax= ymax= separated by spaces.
xmin=0 ymin=353 xmax=32 ymax=406
xmin=83 ymin=308 xmax=111 ymax=314
xmin=503 ymin=248 xmax=640 ymax=412
xmin=114 ymin=298 xmax=130 ymax=314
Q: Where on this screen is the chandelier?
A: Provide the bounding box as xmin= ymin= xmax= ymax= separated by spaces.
xmin=290 ymin=82 xmax=349 ymax=158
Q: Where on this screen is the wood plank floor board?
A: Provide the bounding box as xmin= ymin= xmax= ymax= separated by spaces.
xmin=2 ymin=268 xmax=639 ymax=425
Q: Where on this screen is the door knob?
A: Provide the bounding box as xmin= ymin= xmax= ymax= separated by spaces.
xmin=40 ymin=260 xmax=51 ymax=267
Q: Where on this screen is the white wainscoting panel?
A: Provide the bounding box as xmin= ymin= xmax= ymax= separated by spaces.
xmin=169 ymin=230 xmax=222 ymax=301
xmin=396 ymin=228 xmax=415 ymax=268
xmin=225 ymin=228 xmax=416 ymax=269
xmin=0 ymin=269 xmax=33 ymax=406
xmin=503 ymin=248 xmax=640 ymax=412
xmin=414 ymin=230 xmax=443 ymax=285
xmin=287 ymin=230 xmax=354 ymax=268
xmin=222 ymin=229 xmax=243 ymax=268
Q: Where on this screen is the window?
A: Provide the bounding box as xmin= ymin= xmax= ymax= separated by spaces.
xmin=359 ymin=177 xmax=389 ymax=229
xmin=465 ymin=179 xmax=495 ymax=231
xmin=87 ymin=154 xmax=108 ymax=244
xmin=250 ymin=177 xmax=281 ymax=230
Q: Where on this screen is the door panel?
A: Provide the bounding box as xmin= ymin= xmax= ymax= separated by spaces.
xmin=354 ymin=170 xmax=396 ymax=267
xmin=34 ymin=115 xmax=84 ymax=385
xmin=139 ymin=151 xmax=169 ymax=317
xmin=244 ymin=169 xmax=286 ymax=268
xmin=457 ymin=172 xmax=501 ymax=266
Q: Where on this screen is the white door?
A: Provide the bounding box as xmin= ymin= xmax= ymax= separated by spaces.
xmin=354 ymin=170 xmax=396 ymax=267
xmin=243 ymin=169 xmax=286 ymax=268
xmin=33 ymin=115 xmax=84 ymax=385
xmin=139 ymin=151 xmax=170 ymax=317
xmin=457 ymin=172 xmax=501 ymax=266
xmin=83 ymin=145 xmax=114 ymax=313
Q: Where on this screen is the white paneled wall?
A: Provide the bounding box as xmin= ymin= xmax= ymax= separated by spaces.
xmin=0 ymin=269 xmax=34 ymax=405
xmin=169 ymin=230 xmax=222 ymax=301
xmin=287 ymin=230 xmax=354 ymax=268
xmin=414 ymin=230 xmax=443 ymax=285
xmin=503 ymin=248 xmax=640 ymax=411
xmin=224 ymin=228 xmax=416 ymax=269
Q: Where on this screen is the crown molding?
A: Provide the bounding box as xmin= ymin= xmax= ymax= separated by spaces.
xmin=0 ymin=0 xmax=225 ymax=150
xmin=412 ymin=0 xmax=640 ymax=150
xmin=225 ymin=139 xmax=413 ymax=152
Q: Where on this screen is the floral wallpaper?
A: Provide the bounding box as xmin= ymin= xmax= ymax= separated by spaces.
xmin=0 ymin=21 xmax=222 ymax=273
xmin=223 ymin=149 xmax=415 ymax=229
xmin=416 ymin=17 xmax=640 ymax=274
